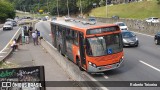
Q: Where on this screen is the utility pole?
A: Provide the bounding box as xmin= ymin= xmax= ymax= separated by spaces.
xmin=80 ymin=0 xmax=83 ymax=16
xmin=67 ymin=0 xmax=70 ymax=16
xmin=47 ymin=0 xmax=49 ymax=13
xmin=38 ymin=0 xmax=40 ymax=12
xmin=57 ymin=0 xmax=59 ymax=17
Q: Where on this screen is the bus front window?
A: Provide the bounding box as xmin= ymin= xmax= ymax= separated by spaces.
xmin=86 ymin=34 xmax=123 ymax=57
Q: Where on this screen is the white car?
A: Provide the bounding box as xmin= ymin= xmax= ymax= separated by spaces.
xmin=3 ymin=22 xmax=13 ymax=31
xmin=146 ymin=17 xmax=159 ymax=23
xmin=115 ymin=22 xmax=128 ymax=30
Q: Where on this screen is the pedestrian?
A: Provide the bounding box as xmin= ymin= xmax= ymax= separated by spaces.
xmin=11 ymin=39 xmax=18 ymax=51
xmin=32 ymin=31 xmax=37 ymax=45
xmin=28 ymin=26 xmax=33 ymax=38
xmin=35 ymin=29 xmax=40 ymax=45
xmin=24 ymin=30 xmax=29 ymax=44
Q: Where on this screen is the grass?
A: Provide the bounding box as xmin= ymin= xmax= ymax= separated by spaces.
xmin=89 ymin=1 xmax=160 ymax=19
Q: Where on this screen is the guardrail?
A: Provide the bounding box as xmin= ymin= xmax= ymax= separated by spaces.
xmin=40 ymin=39 xmax=105 ymax=90
xmin=0 ymin=27 xmax=22 ymax=62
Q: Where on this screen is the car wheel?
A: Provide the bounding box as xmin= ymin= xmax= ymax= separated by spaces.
xmin=155 ymin=39 xmax=159 ymax=45
xmin=135 ymin=44 xmax=138 ymax=47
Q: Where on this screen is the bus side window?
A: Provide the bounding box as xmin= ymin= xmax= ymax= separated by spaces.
xmin=69 ymin=30 xmax=74 ymax=44
xmin=66 ymin=29 xmax=70 ymax=42
xmin=73 ymin=31 xmax=78 ymax=46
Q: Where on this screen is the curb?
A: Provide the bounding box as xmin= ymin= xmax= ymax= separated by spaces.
xmin=40 ymin=39 xmax=103 ymax=90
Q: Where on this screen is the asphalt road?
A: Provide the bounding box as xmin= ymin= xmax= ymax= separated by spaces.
xmin=36 ymin=21 xmax=160 ymax=90
xmin=0 ymin=26 xmax=20 ymax=51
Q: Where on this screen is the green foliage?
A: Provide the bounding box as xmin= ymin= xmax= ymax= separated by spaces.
xmin=0 ymin=1 xmax=15 ymax=22
xmin=8 ymin=0 xmax=100 ymax=16
xmin=157 ymin=0 xmax=160 ymax=4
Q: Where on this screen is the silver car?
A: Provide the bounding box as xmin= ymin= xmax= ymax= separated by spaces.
xmin=3 ymin=22 xmax=13 ymax=31
xmin=122 ymin=30 xmax=139 ymax=47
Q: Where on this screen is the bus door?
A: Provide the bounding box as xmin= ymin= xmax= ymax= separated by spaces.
xmin=66 ymin=29 xmax=74 ymax=61
xmin=79 ymin=32 xmax=86 ymax=67
xmin=61 ymin=30 xmax=66 ymax=54
xmin=53 ymin=25 xmax=57 ymax=48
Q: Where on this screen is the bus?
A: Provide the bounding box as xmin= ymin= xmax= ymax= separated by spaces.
xmin=50 ymin=18 xmax=124 ymax=73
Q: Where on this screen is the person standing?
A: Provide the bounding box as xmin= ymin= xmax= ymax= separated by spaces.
xmin=35 ymin=29 xmax=40 ymax=45
xmin=32 ymin=31 xmax=37 ymax=45
xmin=24 ymin=30 xmax=29 ymax=44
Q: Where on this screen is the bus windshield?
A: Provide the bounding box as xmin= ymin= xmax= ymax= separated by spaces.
xmin=86 ymin=33 xmax=123 ymax=57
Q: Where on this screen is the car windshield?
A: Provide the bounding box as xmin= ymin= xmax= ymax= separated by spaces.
xmin=122 ymin=32 xmax=135 ymax=38
xmin=86 ymin=33 xmax=123 ymax=57
xmin=153 ymin=18 xmax=158 ymax=20
xmin=89 ymin=18 xmax=96 ymax=21
xmin=5 ymin=22 xmax=11 ymax=25
xmin=118 ymin=23 xmax=125 ymax=26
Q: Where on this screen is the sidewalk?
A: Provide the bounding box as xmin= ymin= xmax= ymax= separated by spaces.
xmin=6 ymin=39 xmax=82 ymax=90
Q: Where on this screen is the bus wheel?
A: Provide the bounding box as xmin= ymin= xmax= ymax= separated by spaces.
xmin=77 ymin=58 xmax=84 ymax=71
xmin=58 ymin=46 xmax=62 ymax=55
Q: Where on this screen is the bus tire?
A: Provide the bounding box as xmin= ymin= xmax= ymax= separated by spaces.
xmin=77 ymin=58 xmax=84 ymax=71
xmin=58 ymin=45 xmax=62 ymax=55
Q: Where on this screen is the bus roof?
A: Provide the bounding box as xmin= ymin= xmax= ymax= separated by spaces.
xmin=51 ymin=18 xmax=118 ymax=32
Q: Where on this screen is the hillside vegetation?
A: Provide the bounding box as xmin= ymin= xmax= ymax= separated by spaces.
xmin=89 ymin=1 xmax=160 ymax=19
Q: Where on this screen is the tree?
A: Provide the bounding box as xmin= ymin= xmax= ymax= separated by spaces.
xmin=0 ymin=1 xmax=15 ymax=22
xmin=157 ymin=0 xmax=160 ymax=4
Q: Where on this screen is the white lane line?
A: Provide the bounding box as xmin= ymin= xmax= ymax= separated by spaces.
xmin=132 ymin=31 xmax=154 ymax=38
xmin=83 ymin=72 xmax=109 ymax=90
xmin=0 ymin=27 xmax=20 ymax=53
xmin=0 ymin=52 xmax=7 ymax=54
xmin=103 ymin=74 xmax=109 ymax=79
xmin=139 ymin=60 xmax=160 ymax=72
xmin=0 ymin=56 xmax=4 ymax=58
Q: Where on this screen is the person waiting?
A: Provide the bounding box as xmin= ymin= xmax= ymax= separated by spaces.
xmin=11 ymin=39 xmax=18 ymax=51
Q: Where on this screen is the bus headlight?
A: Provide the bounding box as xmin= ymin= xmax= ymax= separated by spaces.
xmin=93 ymin=64 xmax=97 ymax=67
xmin=89 ymin=62 xmax=92 ymax=65
xmin=88 ymin=62 xmax=97 ymax=67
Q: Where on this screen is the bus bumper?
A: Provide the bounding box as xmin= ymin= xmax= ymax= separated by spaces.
xmin=87 ymin=58 xmax=124 ymax=73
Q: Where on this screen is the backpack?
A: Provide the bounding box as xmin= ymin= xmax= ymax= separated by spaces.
xmin=37 ymin=31 xmax=40 ymax=36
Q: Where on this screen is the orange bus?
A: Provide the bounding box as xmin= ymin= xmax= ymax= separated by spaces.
xmin=50 ymin=19 xmax=124 ymax=72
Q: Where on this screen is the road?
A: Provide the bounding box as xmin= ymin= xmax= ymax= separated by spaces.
xmin=0 ymin=27 xmax=20 ymax=52
xmin=36 ymin=21 xmax=160 ymax=90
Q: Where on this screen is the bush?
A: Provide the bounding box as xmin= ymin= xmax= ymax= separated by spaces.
xmin=0 ymin=1 xmax=15 ymax=23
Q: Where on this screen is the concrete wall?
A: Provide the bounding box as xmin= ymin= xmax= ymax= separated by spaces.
xmin=95 ymin=17 xmax=160 ymax=35
xmin=0 ymin=24 xmax=3 ymax=28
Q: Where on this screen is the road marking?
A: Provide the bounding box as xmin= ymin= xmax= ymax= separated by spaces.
xmin=0 ymin=52 xmax=7 ymax=54
xmin=139 ymin=60 xmax=160 ymax=72
xmin=0 ymin=56 xmax=3 ymax=57
xmin=83 ymin=72 xmax=109 ymax=90
xmin=0 ymin=27 xmax=21 ymax=53
xmin=103 ymin=74 xmax=109 ymax=79
xmin=132 ymin=31 xmax=154 ymax=38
